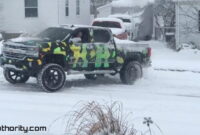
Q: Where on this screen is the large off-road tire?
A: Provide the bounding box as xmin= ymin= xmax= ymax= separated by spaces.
xmin=120 ymin=61 xmax=143 ymax=84
xmin=84 ymin=74 xmax=97 ymax=80
xmin=37 ymin=64 xmax=66 ymax=92
xmin=3 ymin=68 xmax=30 ymax=84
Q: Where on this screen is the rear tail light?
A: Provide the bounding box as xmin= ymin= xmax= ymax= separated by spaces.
xmin=116 ymin=33 xmax=128 ymax=40
xmin=147 ymin=48 xmax=151 ymax=57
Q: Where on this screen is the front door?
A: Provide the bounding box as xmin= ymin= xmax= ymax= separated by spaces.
xmin=68 ymin=28 xmax=94 ymax=70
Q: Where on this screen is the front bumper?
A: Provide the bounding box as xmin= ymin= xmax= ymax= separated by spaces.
xmin=2 ymin=64 xmax=24 ymax=71
xmin=0 ymin=56 xmax=42 ymax=75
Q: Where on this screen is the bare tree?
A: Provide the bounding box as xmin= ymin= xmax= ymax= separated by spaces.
xmin=154 ymin=0 xmax=200 ymax=49
xmin=178 ymin=2 xmax=199 ymax=33
xmin=153 ymin=0 xmax=176 ymax=49
xmin=154 ymin=0 xmax=175 ymax=28
xmin=177 ymin=1 xmax=200 ymax=49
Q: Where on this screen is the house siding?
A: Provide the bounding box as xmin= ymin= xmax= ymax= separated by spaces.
xmin=0 ymin=0 xmax=4 ymax=30
xmin=1 ymin=0 xmax=91 ymax=33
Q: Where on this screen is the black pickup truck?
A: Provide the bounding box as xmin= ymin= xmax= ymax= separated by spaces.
xmin=0 ymin=25 xmax=151 ymax=92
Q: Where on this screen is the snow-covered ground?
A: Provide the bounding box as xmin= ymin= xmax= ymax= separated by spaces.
xmin=0 ymin=41 xmax=200 ymax=135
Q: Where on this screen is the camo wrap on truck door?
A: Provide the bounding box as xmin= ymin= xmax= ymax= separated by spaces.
xmin=95 ymin=44 xmax=110 ymax=68
xmin=69 ymin=43 xmax=118 ymax=69
xmin=70 ymin=43 xmax=88 ymax=68
xmin=38 ymin=40 xmax=124 ymax=70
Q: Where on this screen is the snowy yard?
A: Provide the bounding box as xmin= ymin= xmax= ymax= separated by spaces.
xmin=0 ymin=41 xmax=200 ymax=135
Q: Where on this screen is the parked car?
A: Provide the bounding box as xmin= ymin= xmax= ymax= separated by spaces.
xmin=92 ymin=18 xmax=128 ymax=40
xmin=0 ymin=25 xmax=151 ymax=92
xmin=109 ymin=14 xmax=135 ymax=40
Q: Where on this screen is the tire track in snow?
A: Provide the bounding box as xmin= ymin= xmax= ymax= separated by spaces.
xmin=154 ymin=68 xmax=200 ymax=74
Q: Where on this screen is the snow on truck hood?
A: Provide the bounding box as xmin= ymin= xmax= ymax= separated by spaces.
xmin=10 ymin=37 xmax=42 ymax=43
xmin=7 ymin=37 xmax=44 ymax=46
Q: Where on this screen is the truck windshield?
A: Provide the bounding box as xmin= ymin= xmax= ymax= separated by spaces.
xmin=93 ymin=21 xmax=122 ymax=28
xmin=36 ymin=27 xmax=72 ymax=41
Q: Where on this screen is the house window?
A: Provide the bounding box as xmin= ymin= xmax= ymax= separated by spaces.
xmin=76 ymin=0 xmax=80 ymax=15
xmin=25 ymin=0 xmax=38 ymax=17
xmin=65 ymin=0 xmax=69 ymax=16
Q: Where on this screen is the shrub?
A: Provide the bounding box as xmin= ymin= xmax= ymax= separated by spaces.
xmin=65 ymin=101 xmax=137 ymax=135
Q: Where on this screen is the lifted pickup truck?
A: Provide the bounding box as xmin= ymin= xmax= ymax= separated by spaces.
xmin=0 ymin=25 xmax=151 ymax=92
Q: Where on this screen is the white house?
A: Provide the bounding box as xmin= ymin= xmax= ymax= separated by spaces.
xmin=0 ymin=0 xmax=91 ymax=34
xmin=175 ymin=0 xmax=200 ymax=49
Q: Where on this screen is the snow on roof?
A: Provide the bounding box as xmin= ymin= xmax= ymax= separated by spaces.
xmin=111 ymin=0 xmax=154 ymax=7
xmin=172 ymin=0 xmax=200 ymax=2
xmin=109 ymin=14 xmax=132 ymax=19
xmin=132 ymin=10 xmax=144 ymax=17
xmin=93 ymin=17 xmax=124 ymax=24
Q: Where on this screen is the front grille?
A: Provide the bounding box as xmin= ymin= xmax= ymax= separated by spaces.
xmin=3 ymin=51 xmax=26 ymax=60
xmin=5 ymin=44 xmax=28 ymax=51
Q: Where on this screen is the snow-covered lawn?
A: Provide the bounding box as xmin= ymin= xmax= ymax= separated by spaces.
xmin=0 ymin=41 xmax=200 ymax=135
xmin=151 ymin=41 xmax=200 ymax=72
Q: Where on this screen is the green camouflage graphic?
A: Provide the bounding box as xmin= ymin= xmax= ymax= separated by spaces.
xmin=95 ymin=45 xmax=111 ymax=68
xmin=70 ymin=44 xmax=88 ymax=68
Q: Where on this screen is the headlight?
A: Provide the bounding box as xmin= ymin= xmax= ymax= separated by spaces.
xmin=26 ymin=47 xmax=39 ymax=57
xmin=26 ymin=47 xmax=38 ymax=52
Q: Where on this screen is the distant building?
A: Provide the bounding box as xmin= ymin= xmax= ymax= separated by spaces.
xmin=111 ymin=0 xmax=144 ymax=15
xmin=90 ymin=0 xmax=112 ymax=18
xmin=0 ymin=0 xmax=91 ymax=33
xmin=97 ymin=4 xmax=112 ymax=18
xmin=97 ymin=0 xmax=144 ymax=18
xmin=96 ymin=0 xmax=154 ymax=41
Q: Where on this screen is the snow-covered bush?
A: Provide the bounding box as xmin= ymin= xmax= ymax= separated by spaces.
xmin=66 ymin=101 xmax=137 ymax=135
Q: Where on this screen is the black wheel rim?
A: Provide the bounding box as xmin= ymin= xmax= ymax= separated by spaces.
xmin=127 ymin=66 xmax=137 ymax=82
xmin=8 ymin=70 xmax=26 ymax=83
xmin=43 ymin=67 xmax=63 ymax=90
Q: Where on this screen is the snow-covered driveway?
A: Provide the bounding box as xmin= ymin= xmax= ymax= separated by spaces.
xmin=0 ymin=41 xmax=200 ymax=135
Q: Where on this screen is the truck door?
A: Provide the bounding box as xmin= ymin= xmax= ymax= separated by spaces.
xmin=68 ymin=28 xmax=94 ymax=70
xmin=92 ymin=28 xmax=116 ymax=69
